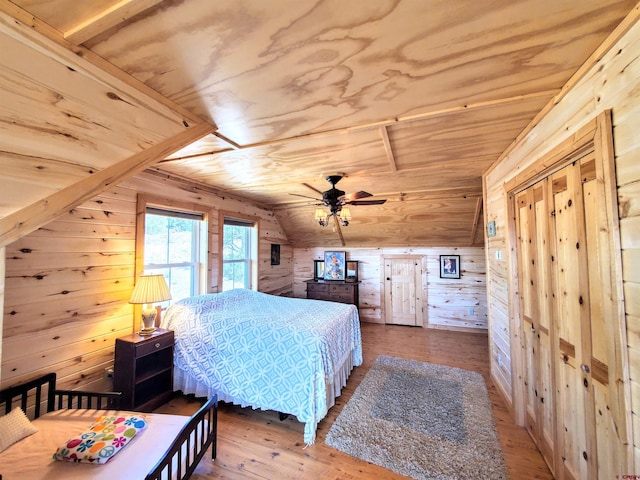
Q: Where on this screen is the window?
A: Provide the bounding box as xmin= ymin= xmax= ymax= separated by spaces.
xmin=222 ymin=217 xmax=257 ymax=291
xmin=143 ymin=207 xmax=207 ymax=304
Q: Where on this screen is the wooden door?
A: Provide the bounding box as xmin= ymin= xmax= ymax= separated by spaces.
xmin=515 ymin=184 xmax=556 ymax=473
xmin=550 ymin=159 xmax=594 ymax=480
xmin=509 ymin=113 xmax=630 ymax=480
xmin=550 ymin=155 xmax=625 ymax=480
xmin=383 ymin=257 xmax=423 ymax=326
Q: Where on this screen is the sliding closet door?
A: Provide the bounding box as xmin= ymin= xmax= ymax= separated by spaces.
xmin=515 ymin=183 xmax=556 ymax=473
xmin=551 ymin=154 xmax=625 ymax=480
xmin=550 ymin=158 xmax=595 ymax=480
xmin=580 ymin=156 xmax=621 ymax=478
xmin=511 ymin=113 xmax=629 ymax=480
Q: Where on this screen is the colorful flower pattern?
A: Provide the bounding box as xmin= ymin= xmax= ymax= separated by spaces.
xmin=53 ymin=414 xmax=147 ymax=464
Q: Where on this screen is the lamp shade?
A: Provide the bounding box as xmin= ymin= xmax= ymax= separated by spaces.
xmin=339 ymin=207 xmax=351 ymax=221
xmin=129 ymin=274 xmax=172 ymax=304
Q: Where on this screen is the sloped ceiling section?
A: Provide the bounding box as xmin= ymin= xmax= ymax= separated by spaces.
xmin=2 ymin=0 xmax=637 ymax=247
xmin=0 ymin=2 xmax=214 ymax=247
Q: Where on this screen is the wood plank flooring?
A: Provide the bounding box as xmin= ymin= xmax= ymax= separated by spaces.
xmin=155 ymin=323 xmax=553 ymax=479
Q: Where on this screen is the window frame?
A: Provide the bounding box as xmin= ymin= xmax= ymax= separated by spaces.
xmin=143 ymin=208 xmax=204 ymax=301
xmin=219 ymin=211 xmax=259 ymax=291
xmin=134 ymin=195 xmax=214 ymax=326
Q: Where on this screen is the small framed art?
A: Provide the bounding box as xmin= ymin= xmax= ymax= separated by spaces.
xmin=344 ymin=260 xmax=358 ymax=282
xmin=324 ymin=251 xmax=346 ymax=280
xmin=270 ymin=244 xmax=280 ymax=265
xmin=346 ymin=260 xmax=359 ymax=282
xmin=440 ymin=255 xmax=460 ymax=279
xmin=313 ymin=260 xmax=324 ymax=280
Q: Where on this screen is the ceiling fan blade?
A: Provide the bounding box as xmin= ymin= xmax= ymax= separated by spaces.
xmin=289 ymin=193 xmax=322 ymax=201
xmin=340 ymin=191 xmax=373 ymax=202
xmin=347 ymin=199 xmax=387 ymax=206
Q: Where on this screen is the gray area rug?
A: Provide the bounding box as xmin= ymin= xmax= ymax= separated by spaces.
xmin=325 ymin=355 xmax=508 ymax=479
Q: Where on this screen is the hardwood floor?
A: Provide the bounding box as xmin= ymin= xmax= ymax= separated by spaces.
xmin=156 ymin=323 xmax=553 ymax=479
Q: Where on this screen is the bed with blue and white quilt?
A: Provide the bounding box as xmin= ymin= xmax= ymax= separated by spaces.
xmin=160 ymin=288 xmax=362 ymax=445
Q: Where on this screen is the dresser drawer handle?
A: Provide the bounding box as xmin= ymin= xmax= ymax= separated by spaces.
xmin=155 ymin=342 xmax=161 ymax=348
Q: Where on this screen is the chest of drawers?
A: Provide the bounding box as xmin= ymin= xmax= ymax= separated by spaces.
xmin=305 ymin=280 xmax=359 ymax=308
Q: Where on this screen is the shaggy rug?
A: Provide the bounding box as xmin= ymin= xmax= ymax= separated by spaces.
xmin=325 ymin=355 xmax=508 ymax=479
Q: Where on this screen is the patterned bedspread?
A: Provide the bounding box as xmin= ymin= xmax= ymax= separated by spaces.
xmin=160 ymin=289 xmax=362 ymax=444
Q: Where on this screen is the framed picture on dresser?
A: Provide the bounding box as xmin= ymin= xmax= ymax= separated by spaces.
xmin=324 ymin=251 xmax=346 ymax=280
xmin=346 ymin=260 xmax=358 ymax=282
xmin=313 ymin=260 xmax=324 ymax=280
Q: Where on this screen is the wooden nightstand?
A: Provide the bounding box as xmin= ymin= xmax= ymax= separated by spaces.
xmin=113 ymin=328 xmax=174 ymax=411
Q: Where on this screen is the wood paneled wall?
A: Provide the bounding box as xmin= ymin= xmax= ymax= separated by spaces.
xmin=293 ymin=247 xmax=486 ymax=331
xmin=0 ymin=248 xmax=4 ymax=381
xmin=484 ymin=10 xmax=640 ymax=468
xmin=1 ymin=171 xmax=291 ymax=391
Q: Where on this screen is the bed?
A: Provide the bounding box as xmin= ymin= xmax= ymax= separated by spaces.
xmin=160 ymin=288 xmax=363 ymax=444
xmin=0 ymin=373 xmax=217 ymax=480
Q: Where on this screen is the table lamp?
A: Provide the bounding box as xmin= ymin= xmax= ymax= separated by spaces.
xmin=129 ymin=274 xmax=172 ymax=335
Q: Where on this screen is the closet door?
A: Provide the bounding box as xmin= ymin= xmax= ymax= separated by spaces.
xmin=510 ymin=113 xmax=629 ymax=480
xmin=515 ymin=183 xmax=556 ymax=473
xmin=550 ymin=154 xmax=623 ymax=480
xmin=550 ymin=159 xmax=595 ymax=480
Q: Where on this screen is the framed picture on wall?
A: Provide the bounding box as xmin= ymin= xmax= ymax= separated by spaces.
xmin=346 ymin=260 xmax=359 ymax=282
xmin=440 ymin=255 xmax=460 ymax=279
xmin=313 ymin=260 xmax=324 ymax=280
xmin=324 ymin=251 xmax=346 ymax=280
xmin=270 ymin=244 xmax=280 ymax=265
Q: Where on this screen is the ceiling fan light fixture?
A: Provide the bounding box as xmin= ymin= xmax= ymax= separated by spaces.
xmin=315 ymin=208 xmax=329 ymax=227
xmin=315 ymin=207 xmax=351 ymax=227
xmin=339 ymin=206 xmax=351 ymax=226
xmin=305 ymin=174 xmax=385 ymax=228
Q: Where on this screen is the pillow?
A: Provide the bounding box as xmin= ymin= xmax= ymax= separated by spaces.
xmin=53 ymin=414 xmax=148 ymax=464
xmin=0 ymin=407 xmax=38 ymax=453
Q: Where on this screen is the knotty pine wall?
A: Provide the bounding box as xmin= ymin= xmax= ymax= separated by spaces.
xmin=293 ymin=247 xmax=486 ymax=331
xmin=0 ymin=248 xmax=4 ymax=385
xmin=484 ymin=10 xmax=640 ymax=464
xmin=1 ymin=171 xmax=292 ymax=391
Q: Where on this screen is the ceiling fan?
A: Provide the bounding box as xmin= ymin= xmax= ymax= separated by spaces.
xmin=292 ymin=174 xmax=386 ymax=226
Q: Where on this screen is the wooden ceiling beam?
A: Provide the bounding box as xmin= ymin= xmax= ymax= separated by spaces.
xmin=189 ymin=90 xmax=556 ymax=161
xmin=379 ymin=126 xmax=397 ymax=172
xmin=0 ymin=123 xmax=214 ymax=248
xmin=213 ymin=131 xmax=241 ymax=150
xmin=64 ymin=0 xmax=164 ymax=45
xmin=157 ymin=132 xmax=241 ymax=164
xmin=469 ymin=197 xmax=483 ymax=246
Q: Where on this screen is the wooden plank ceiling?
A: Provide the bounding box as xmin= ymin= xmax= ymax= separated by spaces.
xmin=2 ymin=0 xmax=637 ymax=247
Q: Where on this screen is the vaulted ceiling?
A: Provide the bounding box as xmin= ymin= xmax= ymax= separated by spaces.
xmin=1 ymin=0 xmax=636 ymax=248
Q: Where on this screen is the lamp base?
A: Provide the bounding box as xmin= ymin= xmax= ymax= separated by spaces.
xmin=139 ymin=306 xmax=157 ymax=336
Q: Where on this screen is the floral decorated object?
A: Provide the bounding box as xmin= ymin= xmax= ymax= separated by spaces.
xmin=53 ymin=414 xmax=148 ymax=464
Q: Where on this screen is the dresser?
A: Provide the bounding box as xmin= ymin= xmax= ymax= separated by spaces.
xmin=305 ymin=280 xmax=359 ymax=308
